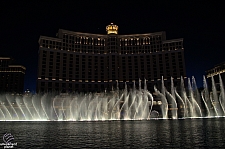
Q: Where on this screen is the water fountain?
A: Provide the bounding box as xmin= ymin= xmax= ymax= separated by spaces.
xmin=0 ymin=75 xmax=225 ymax=121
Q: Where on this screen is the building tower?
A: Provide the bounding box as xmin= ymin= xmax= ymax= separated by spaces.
xmin=0 ymin=57 xmax=26 ymax=93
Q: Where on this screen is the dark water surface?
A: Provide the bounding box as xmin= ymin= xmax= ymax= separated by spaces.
xmin=0 ymin=118 xmax=225 ymax=148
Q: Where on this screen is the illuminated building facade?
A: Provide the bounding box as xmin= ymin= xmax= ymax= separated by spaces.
xmin=206 ymin=62 xmax=225 ymax=89
xmin=37 ymin=23 xmax=186 ymax=92
xmin=0 ymin=57 xmax=26 ymax=93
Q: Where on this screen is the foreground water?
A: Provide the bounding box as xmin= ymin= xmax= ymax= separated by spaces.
xmin=0 ymin=118 xmax=225 ymax=148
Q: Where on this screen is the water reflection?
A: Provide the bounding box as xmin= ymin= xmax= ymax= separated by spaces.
xmin=0 ymin=119 xmax=225 ymax=148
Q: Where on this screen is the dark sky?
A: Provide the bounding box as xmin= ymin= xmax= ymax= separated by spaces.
xmin=0 ymin=1 xmax=225 ymax=92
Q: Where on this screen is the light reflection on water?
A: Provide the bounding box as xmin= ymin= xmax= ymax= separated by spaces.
xmin=0 ymin=118 xmax=225 ymax=148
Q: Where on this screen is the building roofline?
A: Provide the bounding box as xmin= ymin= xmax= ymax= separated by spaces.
xmin=9 ymin=65 xmax=26 ymax=70
xmin=39 ymin=36 xmax=62 ymax=43
xmin=118 ymin=32 xmax=165 ymax=37
xmin=162 ymin=38 xmax=183 ymax=43
xmin=206 ymin=61 xmax=225 ymax=73
xmin=213 ymin=61 xmax=225 ymax=67
xmin=0 ymin=57 xmax=11 ymax=59
xmin=59 ymin=29 xmax=107 ymax=37
xmin=58 ymin=29 xmax=166 ymax=37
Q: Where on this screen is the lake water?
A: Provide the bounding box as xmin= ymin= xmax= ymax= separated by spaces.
xmin=0 ymin=118 xmax=225 ymax=148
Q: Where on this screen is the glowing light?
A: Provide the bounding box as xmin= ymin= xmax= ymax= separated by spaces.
xmin=106 ymin=23 xmax=118 ymax=34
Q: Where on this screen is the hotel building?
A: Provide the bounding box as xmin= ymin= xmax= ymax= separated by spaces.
xmin=0 ymin=57 xmax=26 ymax=93
xmin=37 ymin=23 xmax=186 ymax=93
xmin=206 ymin=62 xmax=225 ymax=90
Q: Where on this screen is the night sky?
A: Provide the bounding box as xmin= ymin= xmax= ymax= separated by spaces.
xmin=0 ymin=1 xmax=225 ymax=92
